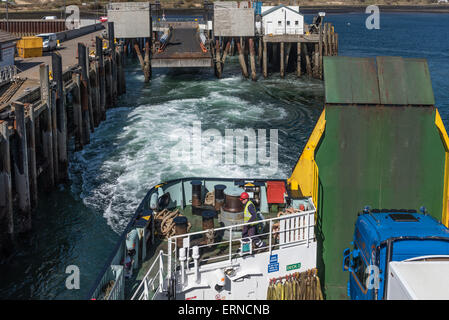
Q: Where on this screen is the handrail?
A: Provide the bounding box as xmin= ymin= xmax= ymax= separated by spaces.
xmin=168 ymin=207 xmax=316 ymax=278
xmin=130 ymin=202 xmax=315 ymax=299
xmin=169 ymin=208 xmax=316 ymax=241
xmin=131 ymin=250 xmax=165 ymax=300
xmin=105 ymin=267 xmax=123 ymax=300
xmin=87 ymin=176 xmax=288 ymax=299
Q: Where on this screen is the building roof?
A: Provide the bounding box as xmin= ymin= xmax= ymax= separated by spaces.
xmin=0 ymin=30 xmax=19 ymax=44
xmin=261 ymin=4 xmax=302 ymax=17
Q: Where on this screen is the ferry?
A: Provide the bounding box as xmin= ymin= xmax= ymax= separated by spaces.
xmin=87 ymin=56 xmax=449 ymax=300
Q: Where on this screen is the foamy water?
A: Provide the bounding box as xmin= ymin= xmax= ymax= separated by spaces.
xmin=69 ymin=62 xmax=323 ymax=233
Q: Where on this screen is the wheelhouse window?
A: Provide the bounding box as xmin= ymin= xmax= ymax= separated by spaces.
xmin=353 ymin=244 xmax=369 ymax=290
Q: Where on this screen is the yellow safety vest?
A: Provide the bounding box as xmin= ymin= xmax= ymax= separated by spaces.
xmin=244 ymin=201 xmax=257 ymax=226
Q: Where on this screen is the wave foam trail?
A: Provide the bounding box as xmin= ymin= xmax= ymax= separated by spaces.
xmin=69 ymin=69 xmax=323 ymax=233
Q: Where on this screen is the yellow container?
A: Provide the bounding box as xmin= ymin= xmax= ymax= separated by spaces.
xmin=17 ymin=36 xmax=43 ymax=58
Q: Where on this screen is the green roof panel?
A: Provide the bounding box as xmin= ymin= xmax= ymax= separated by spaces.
xmin=377 ymin=56 xmax=435 ymax=105
xmin=324 ymin=56 xmax=380 ymax=105
xmin=324 ymin=56 xmax=435 ymax=106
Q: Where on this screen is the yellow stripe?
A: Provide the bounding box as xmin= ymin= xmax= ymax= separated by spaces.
xmin=435 ymin=109 xmax=449 ymax=227
xmin=288 ymin=109 xmax=326 ymax=207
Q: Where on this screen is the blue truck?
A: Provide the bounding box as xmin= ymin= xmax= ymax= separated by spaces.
xmin=343 ymin=207 xmax=449 ymax=300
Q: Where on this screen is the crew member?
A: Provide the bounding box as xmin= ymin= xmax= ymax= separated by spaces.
xmin=240 ymin=192 xmax=265 ymax=248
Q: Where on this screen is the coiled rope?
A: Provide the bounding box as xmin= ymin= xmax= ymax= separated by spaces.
xmin=154 ymin=209 xmax=192 ymax=239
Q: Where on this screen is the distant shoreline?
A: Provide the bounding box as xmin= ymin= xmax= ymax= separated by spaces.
xmin=296 ymin=4 xmax=449 ymax=14
xmin=1 ymin=4 xmax=449 ymax=19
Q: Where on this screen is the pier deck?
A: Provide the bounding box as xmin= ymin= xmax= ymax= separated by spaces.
xmin=9 ymin=30 xmax=105 ymax=106
xmin=152 ymin=28 xmax=212 ymax=68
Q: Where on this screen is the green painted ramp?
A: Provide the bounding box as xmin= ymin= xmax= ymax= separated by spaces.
xmin=316 ymin=57 xmax=445 ymax=299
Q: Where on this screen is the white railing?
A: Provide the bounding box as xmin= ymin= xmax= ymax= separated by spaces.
xmin=105 ymin=265 xmax=124 ymax=300
xmin=130 ymin=250 xmax=166 ymax=300
xmin=132 ymin=202 xmax=316 ymax=300
xmin=167 ymin=204 xmax=316 ymax=277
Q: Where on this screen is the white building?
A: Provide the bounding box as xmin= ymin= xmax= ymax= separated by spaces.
xmin=261 ymin=4 xmax=304 ymax=35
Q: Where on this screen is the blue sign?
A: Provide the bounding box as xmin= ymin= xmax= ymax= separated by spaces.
xmin=268 ymin=262 xmax=279 ymax=273
xmin=268 ymin=254 xmax=279 ymax=273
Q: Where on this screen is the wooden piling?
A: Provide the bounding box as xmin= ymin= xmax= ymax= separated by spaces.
xmin=236 ymin=37 xmax=249 ymax=78
xmin=12 ymin=102 xmax=31 ymax=231
xmin=263 ymin=41 xmax=268 ymax=78
xmin=50 ymin=87 xmax=59 ymax=183
xmin=72 ymin=73 xmax=83 ymax=151
xmin=313 ymin=44 xmax=320 ymax=79
xmin=144 ymin=39 xmax=151 ymax=83
xmin=215 ymin=39 xmax=222 ymax=78
xmin=39 ymin=64 xmax=54 ymax=188
xmin=280 ymin=42 xmax=285 ymax=78
xmin=78 ymin=43 xmax=91 ymax=145
xmin=108 ymin=22 xmax=118 ymax=104
xmin=296 ymin=42 xmax=301 ymax=77
xmin=319 ymin=23 xmax=324 ymax=79
xmin=249 ymin=38 xmax=257 ymax=81
xmin=27 ymin=104 xmax=38 ymax=209
xmin=285 ymin=43 xmax=292 ymax=71
xmin=221 ymin=40 xmax=231 ymax=72
xmin=93 ymin=61 xmax=101 ymax=127
xmin=303 ymin=44 xmax=312 ymax=77
xmin=120 ymin=44 xmax=126 ymax=94
xmin=96 ymin=37 xmax=106 ymax=121
xmin=134 ymin=40 xmax=146 ymax=82
xmin=0 ymin=121 xmax=13 ymax=250
xmin=51 ymin=52 xmax=68 ymax=181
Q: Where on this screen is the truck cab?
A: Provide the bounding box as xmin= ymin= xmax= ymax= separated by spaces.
xmin=36 ymin=33 xmax=58 ymax=52
xmin=343 ymin=207 xmax=449 ymax=300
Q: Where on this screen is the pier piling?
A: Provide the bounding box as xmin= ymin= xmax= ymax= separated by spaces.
xmin=51 ymin=52 xmax=68 ymax=182
xmin=0 ymin=121 xmax=13 ymax=254
xmin=78 ymin=43 xmax=91 ymax=146
xmin=39 ymin=64 xmax=54 ymax=188
xmin=12 ymin=102 xmax=32 ymax=232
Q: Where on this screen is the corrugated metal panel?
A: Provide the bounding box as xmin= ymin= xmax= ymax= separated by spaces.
xmin=324 ymin=56 xmax=435 ymax=106
xmin=324 ymin=56 xmax=380 ymax=105
xmin=377 ymin=56 xmax=435 ymax=106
